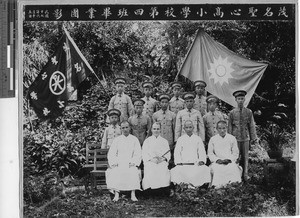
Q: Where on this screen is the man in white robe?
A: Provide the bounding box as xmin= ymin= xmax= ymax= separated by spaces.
xmin=142 ymin=122 xmax=171 ymax=190
xmin=208 ymin=120 xmax=242 ymax=188
xmin=171 ymin=120 xmax=211 ymax=187
xmin=106 ymin=121 xmax=142 ymax=202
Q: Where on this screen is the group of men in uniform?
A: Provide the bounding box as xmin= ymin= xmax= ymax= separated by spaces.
xmin=102 ymin=77 xmax=258 ymax=201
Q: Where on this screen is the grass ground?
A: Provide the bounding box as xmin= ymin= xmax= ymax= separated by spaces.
xmin=24 ymin=161 xmax=296 ymax=218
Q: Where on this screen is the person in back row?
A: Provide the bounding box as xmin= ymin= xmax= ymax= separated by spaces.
xmin=141 ymin=81 xmax=158 ymax=120
xmin=152 ymin=94 xmax=176 ymax=152
xmin=128 ymin=99 xmax=152 ymax=146
xmin=108 ymin=77 xmax=134 ymax=122
xmin=175 ymin=92 xmax=205 ymax=143
xmin=203 ymin=95 xmax=227 ymax=149
xmin=228 ymin=90 xmax=258 ymax=181
xmin=193 ymin=80 xmax=207 ymax=117
xmin=169 ymin=82 xmax=185 ymax=115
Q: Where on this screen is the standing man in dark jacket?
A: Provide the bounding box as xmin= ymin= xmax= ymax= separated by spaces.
xmin=128 ymin=99 xmax=152 ymax=146
xmin=228 ymin=90 xmax=258 ymax=181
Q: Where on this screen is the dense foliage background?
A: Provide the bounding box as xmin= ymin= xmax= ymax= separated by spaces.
xmin=23 ymin=20 xmax=296 ymax=216
xmin=23 ymin=20 xmax=295 ymax=127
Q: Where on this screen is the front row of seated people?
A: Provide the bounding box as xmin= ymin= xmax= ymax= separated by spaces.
xmin=105 ymin=119 xmax=242 ymax=202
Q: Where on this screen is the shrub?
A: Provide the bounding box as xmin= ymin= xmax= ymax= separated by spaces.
xmin=249 ymin=143 xmax=269 ymax=163
xmin=259 ymin=197 xmax=289 ymax=216
xmin=24 ymin=171 xmax=63 ymax=205
xmin=23 ymin=125 xmax=86 ymax=177
xmin=259 ymin=122 xmax=288 ymax=152
xmin=174 ymin=182 xmax=267 ymax=217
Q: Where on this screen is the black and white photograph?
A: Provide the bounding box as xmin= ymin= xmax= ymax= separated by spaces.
xmin=15 ymin=0 xmax=298 ymax=217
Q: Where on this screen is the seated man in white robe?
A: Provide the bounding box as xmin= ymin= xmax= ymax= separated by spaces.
xmin=171 ymin=120 xmax=211 ymax=188
xmin=106 ymin=121 xmax=142 ymax=202
xmin=142 ymin=122 xmax=171 ymax=192
xmin=208 ymin=120 xmax=242 ymax=188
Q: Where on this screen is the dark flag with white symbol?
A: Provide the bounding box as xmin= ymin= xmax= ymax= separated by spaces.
xmin=178 ymin=29 xmax=268 ymax=107
xmin=28 ymin=28 xmax=94 ymax=119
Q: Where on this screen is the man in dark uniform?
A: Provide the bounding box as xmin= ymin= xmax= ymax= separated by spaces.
xmin=175 ymin=92 xmax=205 ymax=143
xmin=152 ymin=94 xmax=176 ymax=150
xmin=108 ymin=78 xmax=134 ymax=122
xmin=141 ymin=81 xmax=158 ymax=119
xmin=228 ymin=90 xmax=258 ymax=181
xmin=203 ymin=95 xmax=227 ymax=148
xmin=152 ymin=94 xmax=176 ymax=168
xmin=169 ymin=82 xmax=185 ymax=115
xmin=193 ymin=80 xmax=207 ymax=117
xmin=128 ymin=99 xmax=152 ymax=146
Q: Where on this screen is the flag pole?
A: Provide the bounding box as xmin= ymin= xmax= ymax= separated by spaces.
xmin=91 ymin=72 xmax=110 ymax=98
xmin=27 ymin=99 xmax=34 ymax=131
xmin=62 ymin=26 xmax=110 ymax=98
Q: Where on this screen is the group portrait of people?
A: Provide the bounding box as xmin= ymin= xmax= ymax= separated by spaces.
xmin=101 ymin=77 xmax=258 ymax=202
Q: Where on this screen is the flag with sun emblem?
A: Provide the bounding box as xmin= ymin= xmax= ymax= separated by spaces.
xmin=28 ymin=27 xmax=94 ymax=119
xmin=178 ymin=28 xmax=268 ymax=107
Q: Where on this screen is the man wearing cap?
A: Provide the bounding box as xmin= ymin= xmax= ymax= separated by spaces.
xmin=203 ymin=95 xmax=227 ymax=148
xmin=128 ymin=99 xmax=152 ymax=146
xmin=193 ymin=80 xmax=207 ymax=117
xmin=152 ymin=94 xmax=176 ymax=150
xmin=106 ymin=121 xmax=142 ymax=202
xmin=171 ymin=120 xmax=211 ymax=188
xmin=169 ymin=82 xmax=185 ymax=115
xmin=108 ymin=77 xmax=134 ymax=122
xmin=141 ymin=81 xmax=158 ymax=119
xmin=101 ymin=109 xmax=122 ymax=149
xmin=175 ymin=92 xmax=205 ymax=143
xmin=228 ymin=90 xmax=258 ymax=181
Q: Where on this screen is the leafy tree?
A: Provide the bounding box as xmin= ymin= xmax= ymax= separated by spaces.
xmin=23 ymin=20 xmax=295 ymax=181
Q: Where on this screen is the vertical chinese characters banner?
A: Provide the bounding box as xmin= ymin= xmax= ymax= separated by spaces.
xmin=28 ymin=28 xmax=94 ymax=119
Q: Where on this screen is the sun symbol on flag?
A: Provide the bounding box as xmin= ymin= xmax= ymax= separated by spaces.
xmin=208 ymin=56 xmax=235 ymax=85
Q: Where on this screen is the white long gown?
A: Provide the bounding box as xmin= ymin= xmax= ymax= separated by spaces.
xmin=208 ymin=133 xmax=242 ymax=188
xmin=142 ymin=135 xmax=171 ymax=190
xmin=171 ymin=134 xmax=211 ymax=187
xmin=106 ymin=134 xmax=142 ymax=191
